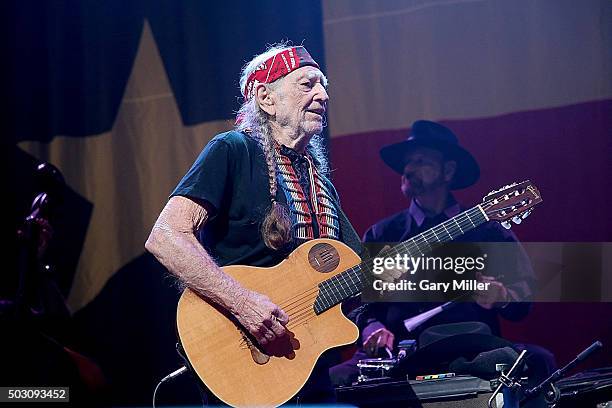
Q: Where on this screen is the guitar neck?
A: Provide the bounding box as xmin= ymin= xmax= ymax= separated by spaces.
xmin=313 ymin=205 xmax=489 ymax=314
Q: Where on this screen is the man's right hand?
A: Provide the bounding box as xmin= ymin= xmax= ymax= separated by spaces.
xmin=363 ymin=327 xmax=395 ymax=357
xmin=231 ymin=290 xmax=289 ymax=347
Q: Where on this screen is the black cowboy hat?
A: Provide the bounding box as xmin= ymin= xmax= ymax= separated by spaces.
xmin=397 ymin=322 xmax=516 ymax=377
xmin=380 ymin=120 xmax=480 ymax=189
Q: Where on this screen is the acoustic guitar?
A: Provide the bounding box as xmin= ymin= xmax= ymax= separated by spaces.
xmin=176 ymin=180 xmax=542 ymax=407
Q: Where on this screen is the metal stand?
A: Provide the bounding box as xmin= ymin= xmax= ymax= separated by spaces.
xmin=522 ymin=341 xmax=603 ymax=406
xmin=488 ymin=340 xmax=603 ymax=408
xmin=488 ymin=349 xmax=527 ymax=408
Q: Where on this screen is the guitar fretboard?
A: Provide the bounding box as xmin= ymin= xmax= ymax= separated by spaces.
xmin=313 ymin=205 xmax=488 ymax=314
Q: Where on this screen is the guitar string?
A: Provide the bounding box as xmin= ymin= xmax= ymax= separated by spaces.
xmin=287 ymin=304 xmax=318 ymax=327
xmin=287 ymin=315 xmax=316 ymax=329
xmin=286 ymin=301 xmax=320 ymax=324
xmin=282 ymin=297 xmax=317 ymax=316
xmin=289 ymin=305 xmax=314 ymax=323
xmin=278 ymin=287 xmax=319 ymax=311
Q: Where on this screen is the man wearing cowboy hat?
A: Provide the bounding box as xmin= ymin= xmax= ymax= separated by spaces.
xmin=362 ymin=120 xmax=531 ymax=324
xmin=330 ymin=121 xmax=555 ymax=407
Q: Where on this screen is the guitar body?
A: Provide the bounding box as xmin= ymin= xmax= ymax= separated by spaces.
xmin=176 ymin=238 xmax=361 ymax=407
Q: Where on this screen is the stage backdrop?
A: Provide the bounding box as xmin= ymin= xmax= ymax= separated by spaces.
xmin=10 ymin=0 xmax=611 ymax=405
xmin=323 ymin=0 xmax=612 ymax=374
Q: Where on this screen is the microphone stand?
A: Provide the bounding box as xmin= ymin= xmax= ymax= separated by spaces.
xmin=15 ymin=193 xmax=50 ymax=318
xmin=522 ymin=341 xmax=603 ymax=406
xmin=15 ymin=161 xmax=64 ymax=318
xmin=487 ymin=340 xmax=603 ymax=407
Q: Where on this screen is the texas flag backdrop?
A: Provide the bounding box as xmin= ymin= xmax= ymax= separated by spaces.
xmin=9 ymin=1 xmax=611 ymax=405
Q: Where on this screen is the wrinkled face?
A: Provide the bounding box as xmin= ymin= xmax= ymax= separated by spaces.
xmin=400 ymin=147 xmax=455 ymax=197
xmin=271 ymin=66 xmax=329 ymax=137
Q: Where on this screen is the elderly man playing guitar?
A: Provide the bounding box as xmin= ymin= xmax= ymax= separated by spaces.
xmin=145 ymin=44 xmax=364 ymax=405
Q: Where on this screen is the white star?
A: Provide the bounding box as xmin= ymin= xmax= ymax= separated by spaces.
xmin=19 ymin=21 xmax=233 ymax=311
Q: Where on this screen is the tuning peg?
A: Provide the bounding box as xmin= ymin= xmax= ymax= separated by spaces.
xmin=501 ymin=221 xmax=512 ymax=229
xmin=521 ymin=210 xmax=532 ymax=219
xmin=512 ymin=216 xmax=522 ymax=225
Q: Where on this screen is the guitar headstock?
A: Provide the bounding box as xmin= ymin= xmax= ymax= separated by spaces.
xmin=481 ymin=180 xmax=542 ymax=229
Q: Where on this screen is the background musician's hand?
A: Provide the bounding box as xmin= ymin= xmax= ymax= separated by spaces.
xmin=231 ymin=290 xmax=289 ymax=346
xmin=474 ymin=272 xmax=510 ymax=309
xmin=378 ymin=245 xmax=407 ymax=283
xmin=363 ymin=327 xmax=395 ymax=357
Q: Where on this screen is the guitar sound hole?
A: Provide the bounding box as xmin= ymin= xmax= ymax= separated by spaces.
xmin=308 ymin=243 xmax=340 ymax=273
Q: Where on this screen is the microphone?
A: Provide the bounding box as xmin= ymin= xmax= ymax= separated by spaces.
xmin=575 ymin=341 xmax=603 ymax=362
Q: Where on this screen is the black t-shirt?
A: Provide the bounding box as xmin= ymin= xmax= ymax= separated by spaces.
xmin=171 ymin=131 xmax=352 ymax=267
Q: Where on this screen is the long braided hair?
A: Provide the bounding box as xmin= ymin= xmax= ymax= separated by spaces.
xmin=236 ymin=44 xmax=329 ymax=250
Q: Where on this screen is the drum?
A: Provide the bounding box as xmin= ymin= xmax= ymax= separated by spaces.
xmin=357 ymin=358 xmax=399 ymax=383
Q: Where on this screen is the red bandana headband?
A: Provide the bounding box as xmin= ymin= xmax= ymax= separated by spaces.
xmin=243 ymin=46 xmax=320 ymax=100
